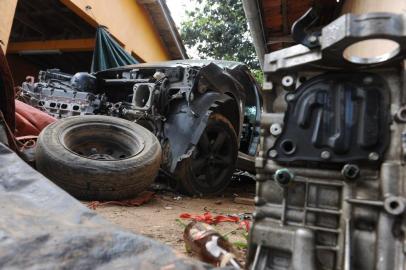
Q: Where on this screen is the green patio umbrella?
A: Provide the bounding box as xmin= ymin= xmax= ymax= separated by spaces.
xmin=91 ymin=26 xmax=138 ymax=73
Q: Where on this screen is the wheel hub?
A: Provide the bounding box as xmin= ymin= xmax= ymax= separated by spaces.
xmin=88 ymin=153 xmax=115 ymax=160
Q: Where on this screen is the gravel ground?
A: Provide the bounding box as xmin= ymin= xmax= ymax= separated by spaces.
xmin=91 ymin=178 xmax=255 ymax=266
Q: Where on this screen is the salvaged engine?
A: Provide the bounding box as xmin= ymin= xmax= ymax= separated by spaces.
xmin=19 ymin=66 xmax=193 ymax=137
xmin=18 ymin=64 xmax=205 ymax=171
xmin=249 ymin=12 xmax=406 ymax=270
xmin=19 ymin=70 xmax=103 ymax=118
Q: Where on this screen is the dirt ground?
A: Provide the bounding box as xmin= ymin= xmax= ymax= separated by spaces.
xmin=91 ymin=176 xmax=255 ymax=265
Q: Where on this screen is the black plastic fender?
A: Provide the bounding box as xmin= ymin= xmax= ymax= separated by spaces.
xmin=164 ymin=91 xmax=233 ymax=172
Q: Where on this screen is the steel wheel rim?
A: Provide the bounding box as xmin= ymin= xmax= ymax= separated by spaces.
xmin=191 ymin=125 xmax=234 ymax=188
xmin=60 ymin=122 xmax=145 ymax=161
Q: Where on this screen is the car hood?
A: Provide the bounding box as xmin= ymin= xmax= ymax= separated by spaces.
xmin=101 ymin=59 xmax=246 ymax=72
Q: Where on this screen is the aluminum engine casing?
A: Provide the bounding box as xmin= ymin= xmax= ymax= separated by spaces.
xmin=20 ymin=70 xmax=102 ymax=118
xmin=249 ymin=12 xmax=406 ymax=270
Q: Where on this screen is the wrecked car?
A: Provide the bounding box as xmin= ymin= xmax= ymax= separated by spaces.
xmin=0 ymin=46 xmax=220 ymax=270
xmin=19 ymin=60 xmax=261 ymax=197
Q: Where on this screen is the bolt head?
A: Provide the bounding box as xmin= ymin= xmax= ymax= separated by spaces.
xmin=274 ymin=168 xmax=294 ymax=185
xmin=308 ymin=35 xmax=318 ymax=43
xmin=341 ymin=164 xmax=360 ymax=180
xmin=270 ymin=123 xmax=282 ymax=136
xmin=363 ymin=76 xmax=373 ymax=84
xmin=282 ymin=76 xmax=294 ymax=87
xmin=286 ymin=94 xmax=295 ymax=101
xmin=321 ymin=150 xmax=331 ymax=159
xmin=384 ymin=196 xmax=405 ymax=215
xmin=268 ymin=149 xmax=278 ymax=158
xmin=368 ymin=152 xmax=379 ymax=161
xmin=395 ymin=107 xmax=406 ymax=123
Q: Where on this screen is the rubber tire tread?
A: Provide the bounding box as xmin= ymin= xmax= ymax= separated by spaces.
xmin=36 ymin=115 xmax=162 ymax=201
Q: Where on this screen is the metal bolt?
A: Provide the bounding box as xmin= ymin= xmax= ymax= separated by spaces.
xmin=341 ymin=164 xmax=360 ymax=180
xmin=321 ymin=150 xmax=331 ymax=160
xmin=282 ymin=75 xmax=294 ymax=87
xmin=368 ymin=152 xmax=379 ymax=161
xmin=308 ymin=35 xmax=318 ymax=43
xmin=274 ymin=168 xmax=294 ymax=185
xmin=395 ymin=106 xmax=406 ymax=123
xmin=363 ymin=76 xmax=373 ymax=84
xmin=384 ymin=196 xmax=405 ymax=216
xmin=268 ymin=149 xmax=278 ymax=158
xmin=282 ymin=75 xmax=295 ymax=91
xmin=286 ymin=94 xmax=295 ymax=102
xmin=270 ymin=123 xmax=282 ymax=136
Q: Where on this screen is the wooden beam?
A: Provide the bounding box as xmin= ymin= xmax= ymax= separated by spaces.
xmin=7 ymin=38 xmax=95 ymax=53
xmin=342 ymin=0 xmax=406 ymax=14
xmin=267 ymin=35 xmax=294 ymax=45
xmin=23 ymin=1 xmax=85 ymax=36
xmin=15 ymin=14 xmax=46 ymax=38
xmin=60 ymin=0 xmax=98 ymax=28
xmin=0 ymin=0 xmax=18 ymax=51
xmin=281 ymin=0 xmax=289 ymax=34
xmin=60 ymin=0 xmax=171 ymax=62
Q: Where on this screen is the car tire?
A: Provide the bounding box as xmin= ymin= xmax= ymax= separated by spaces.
xmin=175 ymin=113 xmax=238 ymax=195
xmin=36 ymin=115 xmax=162 ymax=201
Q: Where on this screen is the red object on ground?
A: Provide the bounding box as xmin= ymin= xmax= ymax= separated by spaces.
xmin=239 ymin=220 xmax=251 ymax=232
xmin=14 ymin=100 xmax=56 ymax=137
xmin=180 ymin=212 xmax=216 ymax=224
xmin=180 ymin=212 xmax=251 ymax=232
xmin=87 ymin=191 xmax=155 ymax=210
xmin=180 ymin=212 xmax=242 ymax=225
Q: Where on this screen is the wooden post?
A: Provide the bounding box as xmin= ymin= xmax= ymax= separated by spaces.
xmin=342 ymin=0 xmax=406 ymax=14
xmin=0 ymin=0 xmax=18 ymax=52
xmin=341 ymin=0 xmax=406 ymax=63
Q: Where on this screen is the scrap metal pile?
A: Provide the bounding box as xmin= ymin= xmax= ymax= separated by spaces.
xmin=17 ymin=60 xmax=261 ymax=198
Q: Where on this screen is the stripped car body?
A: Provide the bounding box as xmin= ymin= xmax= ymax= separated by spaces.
xmin=20 ymin=60 xmax=261 ymax=193
xmin=0 ymin=47 xmax=218 ymax=270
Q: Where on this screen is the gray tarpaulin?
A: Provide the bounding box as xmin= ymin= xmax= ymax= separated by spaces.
xmin=0 ymin=143 xmax=222 ymax=270
xmin=91 ymin=26 xmax=138 ymax=73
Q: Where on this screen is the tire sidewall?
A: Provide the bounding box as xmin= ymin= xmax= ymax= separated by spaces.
xmin=36 ymin=115 xmax=162 ymax=200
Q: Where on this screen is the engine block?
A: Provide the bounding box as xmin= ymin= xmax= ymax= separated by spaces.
xmin=19 ymin=70 xmax=102 ymax=118
xmin=249 ymin=12 xmax=406 ymax=270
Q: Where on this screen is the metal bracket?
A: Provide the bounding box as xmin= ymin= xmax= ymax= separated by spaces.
xmin=265 ymin=12 xmax=406 ymax=74
xmin=291 ymin=8 xmax=321 ymax=48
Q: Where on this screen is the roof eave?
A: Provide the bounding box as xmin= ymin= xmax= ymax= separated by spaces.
xmin=138 ymin=0 xmax=188 ymax=60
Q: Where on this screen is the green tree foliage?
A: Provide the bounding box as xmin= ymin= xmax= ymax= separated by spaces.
xmin=180 ymin=0 xmax=260 ymax=71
